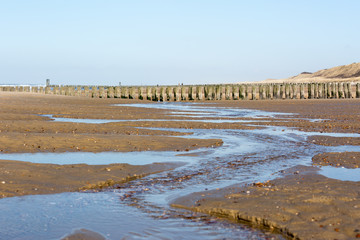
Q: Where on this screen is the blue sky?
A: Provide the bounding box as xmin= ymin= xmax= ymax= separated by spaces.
xmin=0 ymin=0 xmax=359 ymax=86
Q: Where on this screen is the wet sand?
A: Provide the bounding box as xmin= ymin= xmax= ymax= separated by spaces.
xmin=206 ymin=99 xmax=360 ymax=133
xmin=312 ymin=152 xmax=360 ymax=168
xmin=1 ymin=92 xmax=360 ymax=239
xmin=171 ymin=99 xmax=360 ymax=239
xmin=0 ymin=92 xmax=223 ymax=154
xmin=308 ymin=135 xmax=360 ymax=146
xmin=0 ymin=92 xmax=222 ymax=198
xmin=0 ymin=159 xmax=182 ymax=198
xmin=172 ymin=165 xmax=360 ymax=240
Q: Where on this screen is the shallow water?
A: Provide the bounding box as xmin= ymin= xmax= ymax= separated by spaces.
xmin=1 ymin=192 xmax=269 ymax=240
xmin=1 ymin=102 xmax=359 ymax=240
xmin=116 ymin=102 xmax=292 ymax=119
xmin=0 ymin=151 xmax=191 ymax=165
xmin=319 ymin=166 xmax=360 ymax=181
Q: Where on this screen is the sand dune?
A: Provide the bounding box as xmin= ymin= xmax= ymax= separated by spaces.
xmin=261 ymin=62 xmax=360 ymax=83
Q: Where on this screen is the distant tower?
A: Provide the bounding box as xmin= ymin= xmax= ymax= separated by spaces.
xmin=46 ymin=79 xmax=50 ymax=86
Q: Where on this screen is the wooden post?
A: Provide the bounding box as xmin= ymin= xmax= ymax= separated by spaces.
xmin=284 ymin=84 xmax=290 ymax=99
xmin=161 ymin=87 xmax=167 ymax=101
xmin=175 ymin=87 xmax=181 ymax=101
xmin=206 ymin=86 xmax=214 ymax=100
xmin=343 ymin=83 xmax=348 ymax=98
xmin=45 ymin=86 xmax=51 ymax=94
xmin=330 ymin=83 xmax=335 ymax=99
xmin=147 ymin=87 xmax=152 ymax=100
xmin=74 ymin=86 xmax=80 ymax=96
xmin=239 ymin=85 xmax=245 ymax=100
xmin=262 ymin=85 xmax=267 ymax=100
xmin=318 ymin=84 xmax=323 ymax=98
xmin=280 ymin=85 xmax=285 ymax=99
xmin=114 ymin=86 xmax=120 ymax=98
xmin=139 ymin=87 xmax=146 ymax=100
xmin=347 ymin=83 xmax=353 ymax=98
xmin=244 ymin=85 xmax=249 ymax=100
xmin=265 ymin=84 xmax=270 ymax=99
xmin=233 ymin=85 xmax=239 ymax=100
xmin=250 ymin=84 xmax=256 ymax=100
xmin=299 ymin=84 xmax=304 ymax=99
xmin=167 ymin=87 xmax=174 ymax=101
xmin=150 ymin=87 xmax=155 ymax=101
xmin=99 ymin=87 xmax=105 ymax=98
xmin=198 ymin=86 xmax=204 ymax=101
xmin=54 ymin=86 xmax=59 ymax=95
xmin=190 ymin=86 xmax=197 ymax=100
xmin=182 ymin=86 xmax=189 ymax=101
xmin=153 ymin=87 xmax=159 ymax=101
xmin=221 ymin=86 xmax=226 ymax=100
xmin=338 ymin=83 xmax=344 ymax=98
xmin=215 ymin=85 xmax=221 ymax=100
xmin=107 ymin=87 xmax=114 ymax=98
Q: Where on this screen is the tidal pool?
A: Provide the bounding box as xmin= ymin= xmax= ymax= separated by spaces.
xmin=0 ymin=151 xmax=191 ymax=165
xmin=319 ymin=166 xmax=360 ymax=181
xmin=1 ymin=102 xmax=359 ymax=240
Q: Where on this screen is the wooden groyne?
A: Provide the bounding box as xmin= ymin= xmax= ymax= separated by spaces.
xmin=1 ymin=82 xmax=360 ymax=101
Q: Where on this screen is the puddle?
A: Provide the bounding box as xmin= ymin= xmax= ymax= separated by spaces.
xmin=44 ymin=113 xmax=278 ymax=124
xmin=0 ymin=151 xmax=191 ymax=165
xmin=319 ymin=166 xmax=360 ymax=181
xmin=44 ymin=114 xmax=120 ymax=124
xmin=46 ymin=114 xmax=271 ymax=124
xmin=116 ymin=102 xmax=292 ymax=118
xmin=1 ymin=102 xmax=356 ymax=240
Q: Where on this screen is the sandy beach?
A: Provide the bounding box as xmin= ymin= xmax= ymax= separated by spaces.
xmin=1 ymin=92 xmax=359 ymax=239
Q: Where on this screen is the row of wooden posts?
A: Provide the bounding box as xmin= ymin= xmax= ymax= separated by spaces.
xmin=1 ymin=82 xmax=360 ymax=101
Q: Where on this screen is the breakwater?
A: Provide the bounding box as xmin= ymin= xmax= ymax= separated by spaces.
xmin=1 ymin=82 xmax=360 ymax=100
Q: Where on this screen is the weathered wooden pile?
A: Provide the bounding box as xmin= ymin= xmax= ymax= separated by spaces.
xmin=1 ymin=82 xmax=359 ymax=101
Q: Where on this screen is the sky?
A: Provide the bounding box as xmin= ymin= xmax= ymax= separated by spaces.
xmin=0 ymin=0 xmax=359 ymax=86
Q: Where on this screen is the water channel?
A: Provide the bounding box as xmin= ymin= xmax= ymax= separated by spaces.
xmin=0 ymin=102 xmax=359 ymax=240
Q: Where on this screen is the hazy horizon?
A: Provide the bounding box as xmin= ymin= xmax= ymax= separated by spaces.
xmin=1 ymin=0 xmax=359 ymax=86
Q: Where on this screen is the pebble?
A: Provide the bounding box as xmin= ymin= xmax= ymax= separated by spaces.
xmin=1 ymin=181 xmax=5 ymax=184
